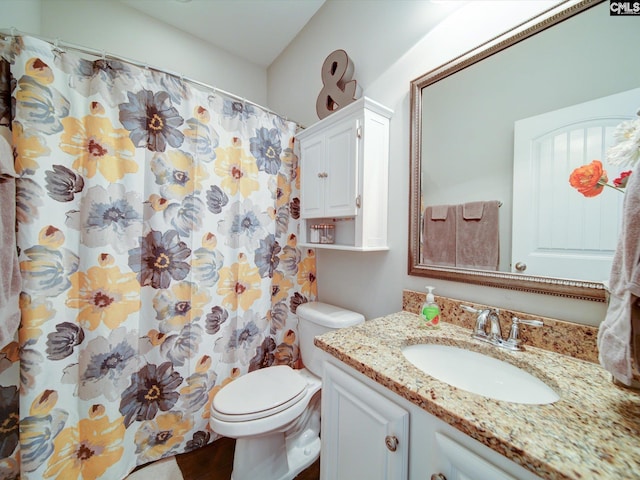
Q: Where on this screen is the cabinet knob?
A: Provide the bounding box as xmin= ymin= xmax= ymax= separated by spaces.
xmin=317 ymin=172 xmax=328 ymax=178
xmin=385 ymin=435 xmax=398 ymax=452
xmin=430 ymin=475 xmax=447 ymax=480
xmin=515 ymin=262 xmax=527 ymax=272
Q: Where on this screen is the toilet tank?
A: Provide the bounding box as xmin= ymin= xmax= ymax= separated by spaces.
xmin=296 ymin=302 xmax=364 ymax=376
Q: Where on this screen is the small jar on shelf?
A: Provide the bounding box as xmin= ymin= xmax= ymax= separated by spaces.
xmin=310 ymin=225 xmax=320 ymax=243
xmin=319 ymin=224 xmax=335 ymax=244
xmin=310 ymin=224 xmax=335 ymax=244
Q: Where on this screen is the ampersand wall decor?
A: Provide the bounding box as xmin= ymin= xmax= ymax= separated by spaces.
xmin=316 ymin=49 xmax=361 ymax=120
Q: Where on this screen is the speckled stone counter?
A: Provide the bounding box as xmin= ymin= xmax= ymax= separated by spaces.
xmin=315 ymin=311 xmax=640 ymax=480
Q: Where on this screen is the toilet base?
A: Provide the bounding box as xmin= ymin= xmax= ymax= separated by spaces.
xmin=230 ymin=431 xmax=320 ymax=480
xmin=211 ymin=370 xmax=323 ymax=480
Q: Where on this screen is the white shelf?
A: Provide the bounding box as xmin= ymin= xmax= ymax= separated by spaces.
xmin=300 ymin=243 xmax=390 ymax=252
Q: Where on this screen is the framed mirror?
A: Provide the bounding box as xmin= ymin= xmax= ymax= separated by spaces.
xmin=409 ymin=0 xmax=640 ymax=302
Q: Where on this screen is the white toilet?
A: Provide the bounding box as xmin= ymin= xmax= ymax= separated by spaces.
xmin=209 ymin=301 xmax=364 ymax=480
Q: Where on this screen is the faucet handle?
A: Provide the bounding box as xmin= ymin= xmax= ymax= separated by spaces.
xmin=515 ymin=317 xmax=543 ymax=327
xmin=460 ymin=305 xmax=481 ymax=314
xmin=461 ymin=305 xmax=494 ymax=317
xmin=504 ymin=316 xmax=543 ymax=350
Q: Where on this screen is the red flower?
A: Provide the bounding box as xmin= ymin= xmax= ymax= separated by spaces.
xmin=613 ymin=170 xmax=632 ymax=188
xmin=569 ymin=160 xmax=607 ymax=197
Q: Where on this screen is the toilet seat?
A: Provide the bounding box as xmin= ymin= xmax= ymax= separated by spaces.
xmin=212 ymin=365 xmax=308 ymax=422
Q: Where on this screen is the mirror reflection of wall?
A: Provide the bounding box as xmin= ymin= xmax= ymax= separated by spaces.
xmin=420 ymin=1 xmax=640 ymax=281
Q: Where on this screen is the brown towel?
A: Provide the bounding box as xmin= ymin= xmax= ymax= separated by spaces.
xmin=462 ymin=202 xmax=484 ymax=220
xmin=422 ymin=205 xmax=456 ymax=267
xmin=0 ymin=127 xmax=21 ymax=348
xmin=430 ymin=205 xmax=449 ymax=220
xmin=597 ymin=169 xmax=640 ymax=386
xmin=455 ymin=201 xmax=500 ymax=270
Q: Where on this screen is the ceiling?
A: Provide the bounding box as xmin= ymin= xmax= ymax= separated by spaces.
xmin=119 ymin=0 xmax=326 ymax=68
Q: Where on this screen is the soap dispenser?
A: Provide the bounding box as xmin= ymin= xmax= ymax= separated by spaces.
xmin=421 ymin=286 xmax=441 ymax=328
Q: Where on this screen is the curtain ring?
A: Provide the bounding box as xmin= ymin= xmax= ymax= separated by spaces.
xmin=53 ymin=37 xmax=64 ymax=54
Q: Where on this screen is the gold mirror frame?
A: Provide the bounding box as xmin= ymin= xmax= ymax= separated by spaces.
xmin=408 ymin=0 xmax=607 ymax=302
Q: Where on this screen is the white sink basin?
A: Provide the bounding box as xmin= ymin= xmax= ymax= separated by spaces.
xmin=402 ymin=344 xmax=559 ymax=404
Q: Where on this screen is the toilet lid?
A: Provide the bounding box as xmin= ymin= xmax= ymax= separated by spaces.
xmin=212 ymin=365 xmax=308 ymax=422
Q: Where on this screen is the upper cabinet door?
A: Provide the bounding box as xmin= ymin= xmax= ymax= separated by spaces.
xmin=324 ymin=119 xmax=359 ymax=217
xmin=300 ymin=134 xmax=326 ymax=218
xmin=299 ymin=117 xmax=359 ymax=219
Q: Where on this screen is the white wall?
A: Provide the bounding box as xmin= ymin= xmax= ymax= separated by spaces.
xmin=0 ymin=0 xmax=41 ymax=33
xmin=269 ymin=0 xmax=607 ymax=326
xmin=1 ymin=0 xmax=267 ymax=105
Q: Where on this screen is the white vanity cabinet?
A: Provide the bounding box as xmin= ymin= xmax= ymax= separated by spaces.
xmin=321 ymin=362 xmax=409 ymax=480
xmin=321 ymin=360 xmax=542 ymax=480
xmin=296 ymin=97 xmax=392 ymax=251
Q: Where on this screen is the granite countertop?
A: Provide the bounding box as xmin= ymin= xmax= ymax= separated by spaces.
xmin=314 ymin=311 xmax=640 ymax=480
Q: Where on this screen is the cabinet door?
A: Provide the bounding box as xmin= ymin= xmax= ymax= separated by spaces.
xmin=321 ymin=363 xmax=408 ymax=480
xmin=299 ymin=133 xmax=326 ymax=218
xmin=324 ymin=119 xmax=359 ymax=217
xmin=434 ymin=432 xmax=518 ymax=480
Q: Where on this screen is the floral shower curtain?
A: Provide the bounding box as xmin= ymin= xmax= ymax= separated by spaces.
xmin=0 ymin=34 xmax=316 ymax=479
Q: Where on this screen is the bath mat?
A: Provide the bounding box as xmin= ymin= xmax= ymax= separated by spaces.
xmin=125 ymin=456 xmax=183 ymax=480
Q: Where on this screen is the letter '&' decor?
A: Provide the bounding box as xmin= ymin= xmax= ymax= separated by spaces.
xmin=316 ymin=49 xmax=361 ymax=119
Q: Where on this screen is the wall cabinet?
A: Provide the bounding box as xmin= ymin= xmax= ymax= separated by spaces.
xmin=296 ymin=97 xmax=392 ymax=251
xmin=321 ymin=360 xmax=542 ymax=480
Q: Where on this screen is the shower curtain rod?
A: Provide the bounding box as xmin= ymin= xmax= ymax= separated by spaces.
xmin=0 ymin=27 xmax=305 ymax=128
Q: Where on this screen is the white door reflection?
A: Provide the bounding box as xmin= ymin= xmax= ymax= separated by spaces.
xmin=512 ymin=87 xmax=639 ymax=281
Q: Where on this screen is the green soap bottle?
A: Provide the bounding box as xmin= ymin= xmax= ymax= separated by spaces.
xmin=421 ymin=286 xmax=440 ymax=328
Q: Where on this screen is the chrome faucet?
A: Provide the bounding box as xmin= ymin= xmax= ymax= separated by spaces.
xmin=460 ymin=305 xmax=494 ymax=342
xmin=487 ymin=309 xmax=503 ymax=345
xmin=461 ymin=306 xmax=543 ymax=351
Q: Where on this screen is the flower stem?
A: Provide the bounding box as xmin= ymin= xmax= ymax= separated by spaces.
xmin=602 ymin=182 xmax=625 ymax=193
